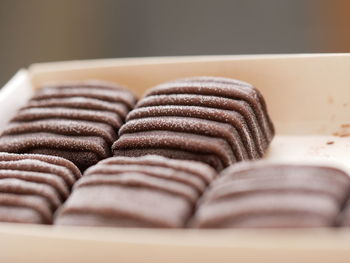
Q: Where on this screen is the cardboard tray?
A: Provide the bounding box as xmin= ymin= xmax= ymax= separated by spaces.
xmin=1 ymin=54 xmax=350 ymax=263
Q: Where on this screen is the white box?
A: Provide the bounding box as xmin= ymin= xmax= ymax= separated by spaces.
xmin=1 ymin=54 xmax=350 ymax=263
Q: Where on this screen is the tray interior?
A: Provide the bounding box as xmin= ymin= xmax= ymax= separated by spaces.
xmin=1 ymin=54 xmax=350 ymax=262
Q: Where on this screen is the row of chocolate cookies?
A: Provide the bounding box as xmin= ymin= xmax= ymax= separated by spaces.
xmin=0 ymin=81 xmax=136 ymax=171
xmin=112 ymin=76 xmax=275 ymax=171
xmin=0 ymin=152 xmax=81 ymax=224
xmin=55 ymin=155 xmax=216 ymax=227
xmin=192 ymin=163 xmax=350 ymax=228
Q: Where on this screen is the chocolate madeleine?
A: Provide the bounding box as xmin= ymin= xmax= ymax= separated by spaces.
xmin=192 ymin=163 xmax=350 ymax=228
xmin=0 ymin=81 xmax=136 ymax=170
xmin=0 ymin=152 xmax=80 ymax=224
xmin=55 ymin=155 xmax=216 ymax=228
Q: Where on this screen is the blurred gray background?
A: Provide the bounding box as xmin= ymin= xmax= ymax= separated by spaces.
xmin=0 ymin=0 xmax=349 ymax=87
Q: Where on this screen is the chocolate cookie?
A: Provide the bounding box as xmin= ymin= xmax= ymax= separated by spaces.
xmin=113 ymin=130 xmax=235 ymax=170
xmin=2 ymin=120 xmax=117 ymax=144
xmin=136 ymin=94 xmax=266 ymax=154
xmin=11 ymin=107 xmax=123 ymax=128
xmin=126 ymin=106 xmax=262 ymax=161
xmin=120 ymin=116 xmax=248 ymax=161
xmin=113 ymin=77 xmax=274 ymax=170
xmin=0 ymin=133 xmax=110 ymax=171
xmin=126 ymin=105 xmax=259 ymax=160
xmin=0 ymin=152 xmax=80 ymax=224
xmin=0 ymin=81 xmax=136 ymax=170
xmin=112 ymin=148 xmax=224 ymax=171
xmin=33 ymin=84 xmax=136 ymax=109
xmin=55 ymin=155 xmax=216 ymax=228
xmin=23 ymin=97 xmax=129 ymax=120
xmin=99 ymin=154 xmax=216 ymax=184
xmin=85 ymin=164 xmax=206 ymax=193
xmin=192 ymin=163 xmax=350 ymax=228
xmin=145 ymin=76 xmax=274 ymax=141
xmin=0 ymin=194 xmax=52 ymax=224
xmin=0 ymin=152 xmax=81 ymax=179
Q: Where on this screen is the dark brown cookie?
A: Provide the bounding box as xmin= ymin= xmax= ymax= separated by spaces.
xmin=99 ymin=155 xmax=216 ymax=184
xmin=85 ymin=164 xmax=206 ymax=193
xmin=204 ymin=176 xmax=348 ymax=205
xmin=113 ymin=77 xmax=273 ymax=169
xmin=119 ymin=116 xmax=248 ymax=161
xmin=194 ymin=193 xmax=339 ymax=228
xmin=29 ymin=149 xmax=102 ymax=172
xmin=217 ymin=163 xmax=350 ymax=191
xmin=136 ymin=94 xmax=267 ymax=154
xmin=0 ymin=170 xmax=69 ymax=199
xmin=55 ymin=155 xmax=216 ymax=228
xmin=145 ymin=76 xmax=274 ymax=141
xmin=34 ymin=86 xmax=136 ymax=109
xmin=127 ymin=105 xmax=260 ymax=160
xmin=113 ymin=130 xmax=235 ymax=170
xmin=0 ymin=204 xmax=48 ymax=224
xmin=2 ymin=120 xmax=117 ymax=144
xmin=0 ymin=193 xmax=52 ymax=223
xmin=192 ymin=163 xmax=350 ymax=228
xmin=173 ymin=76 xmax=273 ymax=132
xmin=0 ymin=152 xmax=81 ymax=179
xmin=0 ymin=133 xmax=110 ymax=171
xmin=0 ymin=81 xmax=136 ymax=170
xmin=112 ymin=148 xmax=224 ymax=171
xmin=55 ymin=184 xmax=193 ymax=228
xmin=42 ymin=80 xmax=129 ymax=91
xmin=0 ymin=178 xmax=61 ymax=209
xmin=0 ymin=159 xmax=77 ymax=186
xmin=11 ymin=107 xmax=123 ymax=129
xmin=0 ymin=153 xmax=80 ymax=224
xmin=24 ymin=97 xmax=129 ymax=120
xmin=76 ymin=172 xmax=198 ymax=204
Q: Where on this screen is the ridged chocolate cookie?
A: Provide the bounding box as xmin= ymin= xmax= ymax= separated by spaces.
xmin=0 ymin=152 xmax=81 ymax=224
xmin=55 ymin=155 xmax=216 ymax=228
xmin=0 ymin=81 xmax=136 ymax=170
xmin=113 ymin=77 xmax=274 ymax=170
xmin=147 ymin=76 xmax=274 ymax=139
xmin=113 ymin=130 xmax=235 ymax=170
xmin=192 ymin=162 xmax=350 ymax=228
xmin=23 ymin=98 xmax=129 ymax=120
